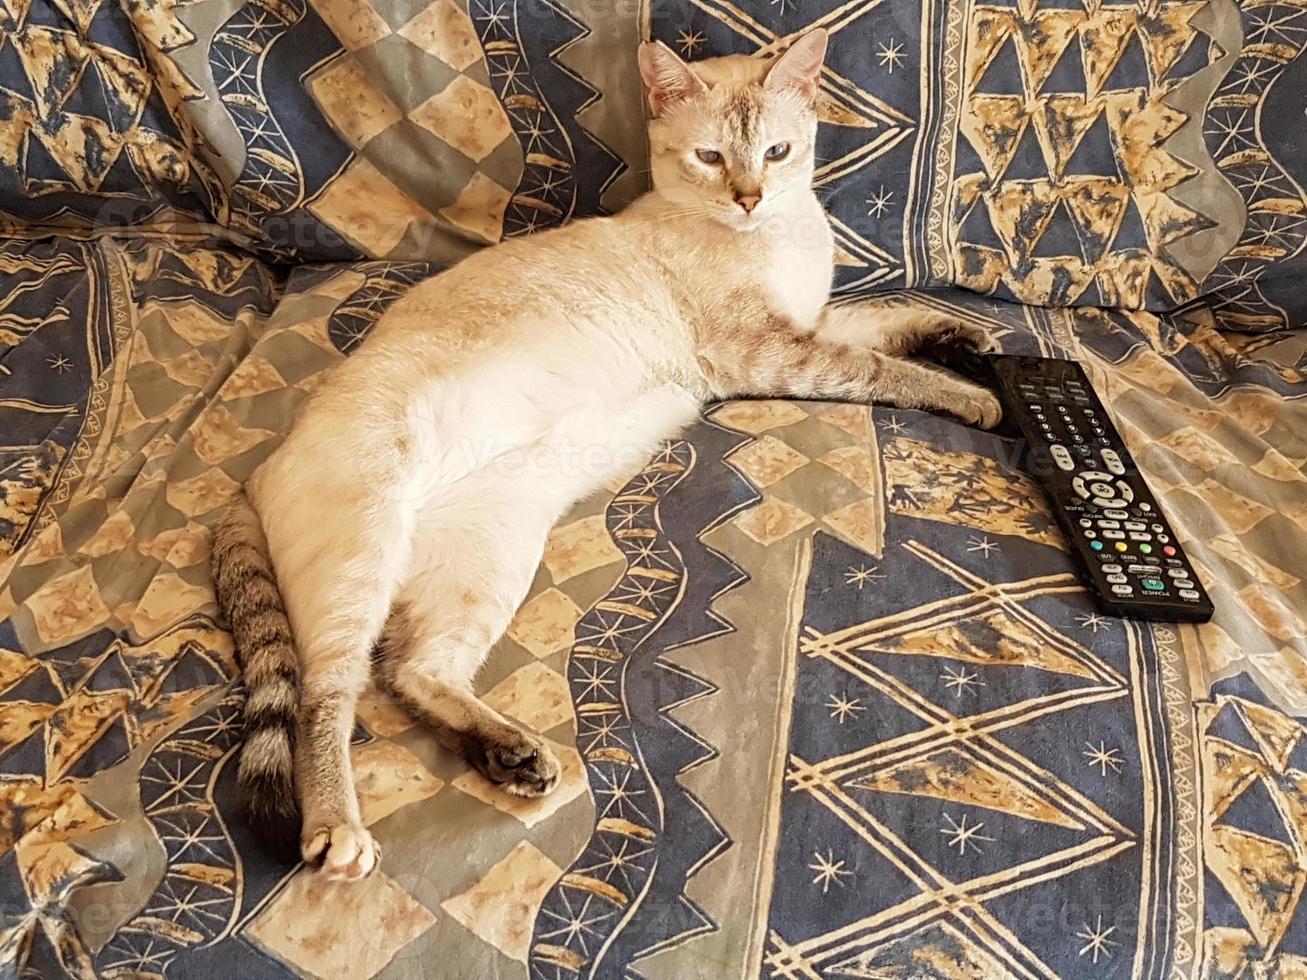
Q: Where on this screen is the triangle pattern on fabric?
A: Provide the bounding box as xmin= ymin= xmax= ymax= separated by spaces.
xmin=1061 ymin=110 xmax=1120 ymax=179
xmin=848 ymin=745 xmax=1086 ymax=829
xmin=1215 ymin=775 xmax=1293 ymax=848
xmin=1017 ymin=9 xmax=1086 ymax=94
xmin=1102 ymin=27 xmax=1152 ymax=92
xmin=960 ymin=95 xmax=1029 ymax=179
xmin=1038 ymin=94 xmax=1106 ymax=178
xmin=1031 ymin=199 xmax=1086 ymax=259
xmin=1041 ymin=32 xmax=1089 ymax=94
xmin=1063 ymin=177 xmax=1131 ymax=261
xmin=1002 ymin=118 xmax=1051 ymax=181
xmin=1081 ymin=6 xmax=1139 ymax=97
xmin=975 ymin=32 xmax=1026 ymax=96
xmin=1111 ymin=195 xmax=1151 ymax=252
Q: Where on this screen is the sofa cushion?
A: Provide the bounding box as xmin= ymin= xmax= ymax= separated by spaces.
xmin=0 ymin=2 xmax=1304 ymax=327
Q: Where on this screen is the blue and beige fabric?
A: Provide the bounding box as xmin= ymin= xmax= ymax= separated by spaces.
xmin=1 ymin=1 xmax=1305 ymax=977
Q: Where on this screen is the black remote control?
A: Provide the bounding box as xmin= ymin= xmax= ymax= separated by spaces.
xmin=977 ymin=355 xmax=1214 ymax=623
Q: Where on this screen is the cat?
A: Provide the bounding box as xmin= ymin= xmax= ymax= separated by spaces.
xmin=211 ymin=28 xmax=1001 ymax=882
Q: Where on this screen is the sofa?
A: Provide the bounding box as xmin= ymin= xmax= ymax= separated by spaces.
xmin=2 ymin=0 xmax=1305 ymax=977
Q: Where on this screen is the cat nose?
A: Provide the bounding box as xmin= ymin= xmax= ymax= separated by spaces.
xmin=733 ymin=191 xmax=762 ymax=213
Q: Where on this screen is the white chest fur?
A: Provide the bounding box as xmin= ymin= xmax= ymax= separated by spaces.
xmin=756 ymin=193 xmax=835 ymax=329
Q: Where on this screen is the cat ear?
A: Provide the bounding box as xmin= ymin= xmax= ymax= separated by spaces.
xmin=638 ymin=41 xmax=708 ymax=116
xmin=765 ymin=29 xmax=828 ymax=100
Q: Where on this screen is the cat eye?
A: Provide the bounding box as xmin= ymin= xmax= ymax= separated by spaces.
xmin=695 ymin=148 xmax=723 ymax=165
xmin=765 ymin=142 xmax=791 ymax=161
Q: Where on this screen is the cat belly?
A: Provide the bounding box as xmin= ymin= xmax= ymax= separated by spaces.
xmin=406 ymin=341 xmax=700 ymax=509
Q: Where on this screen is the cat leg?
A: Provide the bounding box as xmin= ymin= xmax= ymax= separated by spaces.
xmin=377 ymin=489 xmax=563 ymax=797
xmin=818 ymin=304 xmax=997 ymax=358
xmin=256 ymin=475 xmax=415 ymax=881
xmin=703 ymin=325 xmax=1003 ymax=428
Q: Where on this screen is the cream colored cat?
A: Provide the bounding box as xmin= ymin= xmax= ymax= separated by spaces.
xmin=211 ymin=29 xmax=1000 ymax=881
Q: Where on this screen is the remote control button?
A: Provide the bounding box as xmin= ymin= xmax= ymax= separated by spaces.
xmin=1094 ymin=496 xmax=1125 ymax=508
xmin=1072 ymin=477 xmax=1090 ymax=499
xmin=1101 ymin=564 xmax=1122 ymax=573
xmin=1128 ymin=531 xmax=1151 ymax=542
xmin=1142 ymin=579 xmax=1165 ymax=591
xmin=1072 ymin=435 xmax=1085 ymax=444
xmin=1079 ymin=470 xmax=1113 ymax=482
xmin=1051 ymin=445 xmax=1075 ymax=471
xmin=1139 ymin=543 xmax=1153 ymax=554
xmin=1143 ymin=555 xmax=1161 ymax=565
xmin=1114 ymin=542 xmax=1128 ymax=553
xmin=1089 ymin=481 xmax=1114 ymax=498
xmin=1114 ymin=481 xmax=1135 ymax=503
xmin=1173 ymin=579 xmax=1194 ymax=590
xmin=1090 ymin=540 xmax=1104 ymax=551
xmin=1164 ymin=558 xmax=1182 ymax=567
xmin=1083 ymin=529 xmax=1097 ymax=539
xmin=1101 ymin=449 xmax=1125 ymax=475
xmin=1128 ymin=564 xmax=1153 ymax=574
xmin=1163 ymin=546 xmax=1177 ymax=556
xmin=1180 ymin=589 xmax=1200 ymax=599
xmin=1102 ymin=530 xmax=1125 ymax=540
xmin=1111 ymin=584 xmax=1134 ymax=595
xmin=1124 ymin=521 xmax=1146 ymax=531
xmin=1079 ymin=518 xmax=1093 ymax=528
xmin=1139 ymin=502 xmax=1152 ymax=512
xmin=1158 ymin=534 xmax=1170 ymax=544
xmin=1096 ymin=520 xmax=1120 ymax=529
xmin=1106 ymin=574 xmax=1128 ymax=584
xmin=1151 ymin=523 xmax=1164 ymax=532
xmin=1104 ymin=509 xmax=1128 ymax=519
xmin=1167 ymin=568 xmax=1188 ymax=578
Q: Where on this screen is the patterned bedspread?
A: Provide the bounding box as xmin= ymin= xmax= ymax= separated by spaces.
xmin=1 ymin=237 xmax=1304 ymax=978
xmin=3 ymin=0 xmax=1307 ymax=976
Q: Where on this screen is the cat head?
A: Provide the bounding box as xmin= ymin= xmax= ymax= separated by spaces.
xmin=638 ymin=30 xmax=827 ymax=230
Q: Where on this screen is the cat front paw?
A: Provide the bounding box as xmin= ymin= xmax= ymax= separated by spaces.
xmin=955 ymin=389 xmax=1004 ymax=430
xmin=926 ymin=320 xmax=997 ymax=355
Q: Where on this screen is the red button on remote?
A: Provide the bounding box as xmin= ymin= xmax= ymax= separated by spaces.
xmin=1163 ymin=545 xmax=1176 ymax=556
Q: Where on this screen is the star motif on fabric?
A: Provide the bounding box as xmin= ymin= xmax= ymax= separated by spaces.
xmin=1076 ymin=915 xmax=1119 ymax=964
xmin=1075 ymin=612 xmax=1112 ymax=633
xmin=47 ymin=354 xmax=72 ymax=373
xmin=877 ymin=39 xmax=905 ymax=73
xmin=676 ymin=30 xmax=706 ymax=57
xmin=865 ymin=185 xmax=894 ymax=218
xmin=579 ymin=711 xmax=628 ymax=753
xmin=808 ymin=850 xmax=853 ymax=893
xmin=576 ymin=661 xmax=618 ymax=701
xmin=826 ymin=693 xmax=865 ymax=724
xmin=940 ymin=664 xmax=984 ymax=699
xmin=593 ymin=767 xmax=650 ymax=822
xmin=475 ymin=0 xmax=510 ymax=33
xmin=1083 ymin=740 xmax=1124 ymax=777
xmin=966 ymin=535 xmax=999 ymax=558
xmin=576 ymin=836 xmax=653 ymax=893
xmin=537 ymin=890 xmax=615 ymax=954
xmin=880 ymin=414 xmax=907 ymax=435
xmin=940 ymin=811 xmax=993 ymax=855
xmin=844 ymin=564 xmax=885 ymax=589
